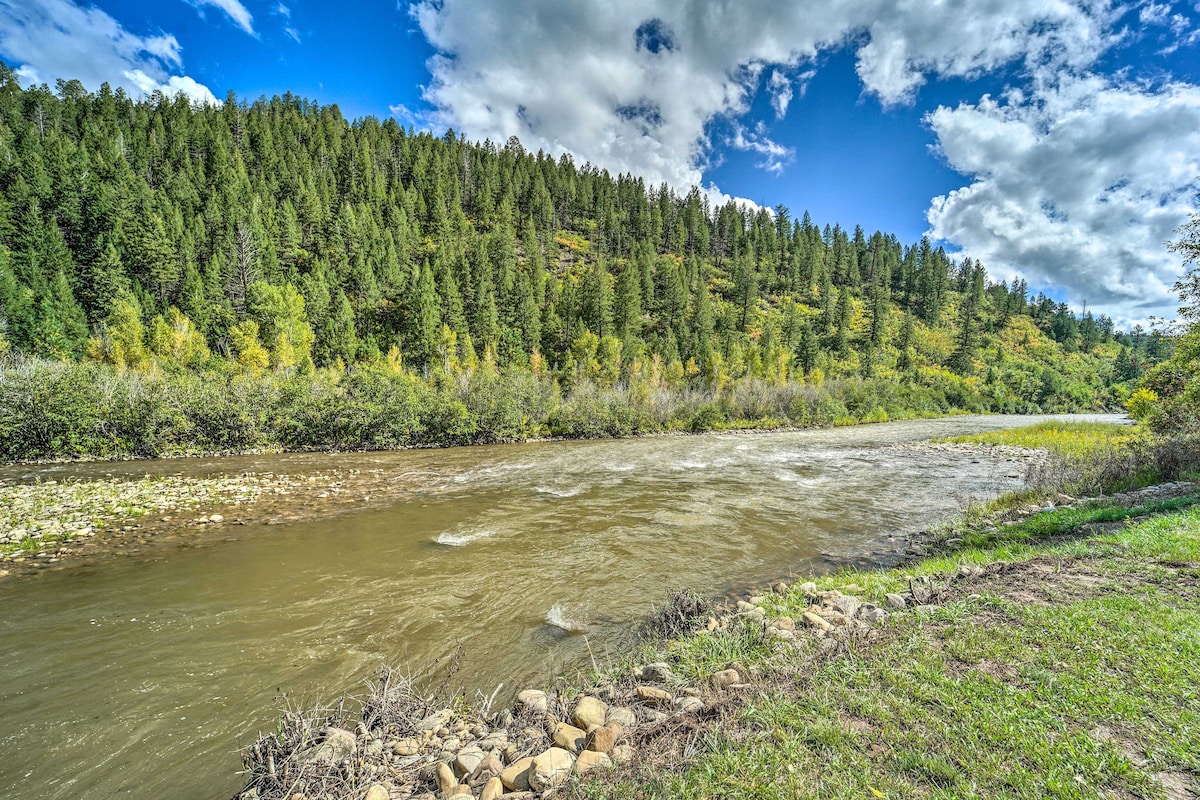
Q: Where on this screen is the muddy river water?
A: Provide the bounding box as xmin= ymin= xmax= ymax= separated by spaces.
xmin=0 ymin=414 xmax=1120 ymax=799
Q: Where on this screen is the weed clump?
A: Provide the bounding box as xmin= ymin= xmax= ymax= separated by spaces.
xmin=643 ymin=589 xmax=714 ymax=640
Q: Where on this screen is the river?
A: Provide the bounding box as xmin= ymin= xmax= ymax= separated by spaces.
xmin=0 ymin=414 xmax=1119 ymax=799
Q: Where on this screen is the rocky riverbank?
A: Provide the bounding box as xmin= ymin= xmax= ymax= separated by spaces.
xmin=0 ymin=473 xmax=305 ymax=571
xmin=236 ymin=579 xmax=902 ymax=800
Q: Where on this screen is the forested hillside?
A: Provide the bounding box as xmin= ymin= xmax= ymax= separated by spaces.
xmin=0 ymin=67 xmax=1167 ymax=459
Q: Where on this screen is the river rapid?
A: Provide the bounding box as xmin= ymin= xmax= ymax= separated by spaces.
xmin=0 ymin=414 xmax=1120 ymax=799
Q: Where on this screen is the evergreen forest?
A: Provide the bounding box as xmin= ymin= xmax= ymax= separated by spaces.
xmin=0 ymin=67 xmax=1169 ymax=460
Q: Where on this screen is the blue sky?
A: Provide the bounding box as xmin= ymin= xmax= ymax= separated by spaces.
xmin=1 ymin=0 xmax=1199 ymax=327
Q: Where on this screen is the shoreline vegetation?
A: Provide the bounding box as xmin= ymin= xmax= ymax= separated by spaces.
xmin=234 ymin=421 xmax=1200 ymax=800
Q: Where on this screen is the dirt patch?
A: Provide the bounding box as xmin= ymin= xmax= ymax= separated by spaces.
xmin=974 ymin=659 xmax=1020 ymax=684
xmin=1157 ymin=771 xmax=1199 ymax=800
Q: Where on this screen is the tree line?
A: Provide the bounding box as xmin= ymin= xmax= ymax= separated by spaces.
xmin=0 ymin=65 xmax=1166 ymax=458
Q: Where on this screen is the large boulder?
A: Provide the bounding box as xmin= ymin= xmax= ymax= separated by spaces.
xmin=528 ymin=747 xmax=575 ymax=792
xmin=516 ymin=689 xmax=548 ymax=716
xmin=480 ymin=776 xmax=504 ymax=800
xmin=585 ymin=722 xmax=624 ymax=753
xmin=551 ymin=721 xmax=587 ymax=753
xmin=572 ymin=695 xmax=608 ymax=730
xmin=500 ymin=756 xmax=534 ymax=791
xmin=573 ymin=749 xmax=612 ymax=775
xmin=636 ymin=686 xmax=672 ymax=708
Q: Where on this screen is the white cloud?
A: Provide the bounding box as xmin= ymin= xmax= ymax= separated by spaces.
xmin=768 ymin=70 xmax=792 ymax=119
xmin=1139 ymin=2 xmax=1171 ymax=24
xmin=187 ymin=0 xmax=256 ymax=37
xmin=927 ymin=76 xmax=1200 ymax=326
xmin=410 ymin=0 xmax=1117 ymax=187
xmin=0 ymin=0 xmax=217 ymax=104
xmin=728 ymin=123 xmax=793 ymax=174
xmin=125 ymin=69 xmax=219 ymax=105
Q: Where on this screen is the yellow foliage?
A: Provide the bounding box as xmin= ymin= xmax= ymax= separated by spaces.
xmin=148 ymin=307 xmax=210 ymax=366
xmin=385 ymin=345 xmax=405 ymax=374
xmin=1125 ymin=387 xmax=1158 ymax=420
xmin=229 ymin=321 xmax=270 ymax=373
xmin=529 ymin=349 xmax=546 ymax=377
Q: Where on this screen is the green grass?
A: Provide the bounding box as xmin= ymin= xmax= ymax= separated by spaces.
xmin=940 ymin=421 xmax=1143 ymax=457
xmin=573 ymin=502 xmax=1200 ymax=800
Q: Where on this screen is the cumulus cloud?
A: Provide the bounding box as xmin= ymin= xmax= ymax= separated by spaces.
xmin=927 ymin=76 xmax=1200 ymax=325
xmin=0 ymin=0 xmax=218 ymax=104
xmin=409 ymin=0 xmax=1120 ymax=192
xmin=186 ymin=0 xmax=256 ymax=37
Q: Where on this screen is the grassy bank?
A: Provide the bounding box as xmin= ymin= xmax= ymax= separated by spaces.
xmin=580 ymin=495 xmax=1200 ymax=799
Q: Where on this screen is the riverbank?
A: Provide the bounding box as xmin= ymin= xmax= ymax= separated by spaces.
xmin=0 ymin=472 xmax=309 ymax=569
xmin=234 ymin=469 xmax=1200 ymax=799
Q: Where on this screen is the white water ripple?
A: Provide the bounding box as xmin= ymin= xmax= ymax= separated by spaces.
xmin=545 ymin=603 xmax=587 ymax=633
xmin=435 ymin=527 xmax=495 ymax=546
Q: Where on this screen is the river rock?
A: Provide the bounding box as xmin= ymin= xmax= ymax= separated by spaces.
xmin=478 ymin=732 xmax=507 ymax=751
xmin=802 ymin=611 xmax=833 ymax=632
xmin=859 ymin=604 xmax=888 ymax=624
xmin=418 ymin=709 xmax=454 ymax=732
xmin=673 ymin=696 xmax=704 ymax=714
xmin=833 ymin=595 xmax=862 ymax=619
xmin=552 ymin=721 xmax=587 ymax=752
xmin=767 ymin=627 xmax=796 ymax=641
xmin=574 ymin=749 xmax=612 ymax=775
xmin=500 ymin=757 xmax=534 ymax=791
xmin=480 ymin=776 xmax=504 ymax=800
xmin=885 ymin=593 xmax=907 ymax=609
xmin=309 ymin=726 xmax=356 ymax=763
xmin=638 ymin=662 xmax=677 ymax=684
xmin=469 ymin=754 xmax=504 ymax=784
xmin=823 ymin=608 xmax=849 ymax=626
xmin=711 ymin=668 xmax=741 ymax=689
xmin=771 ymin=616 xmax=797 ymax=631
xmin=435 ymin=763 xmax=457 ymax=796
xmin=742 ymin=606 xmax=766 ymax=623
xmin=453 ymin=745 xmax=485 ymax=778
xmin=585 ymin=722 xmax=624 ymax=753
xmin=636 ymin=686 xmax=672 ymax=707
xmin=516 ymin=689 xmax=548 ymax=716
xmin=364 ymin=785 xmax=389 ymax=800
xmin=800 ymin=581 xmax=818 ymax=596
xmin=611 ymin=744 xmax=634 ymax=764
xmin=572 ymin=695 xmax=608 ymax=730
xmin=528 ymin=747 xmax=575 ymax=791
xmin=605 ymin=706 xmax=637 ymax=729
